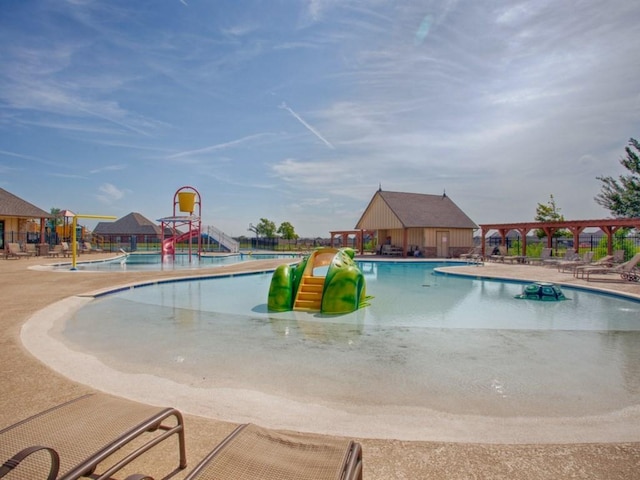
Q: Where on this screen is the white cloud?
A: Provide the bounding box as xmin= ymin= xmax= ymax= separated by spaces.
xmin=1 ymin=0 xmax=638 ymax=236
xmin=96 ymin=183 xmax=126 ymax=204
xmin=89 ymin=165 xmax=127 ymax=174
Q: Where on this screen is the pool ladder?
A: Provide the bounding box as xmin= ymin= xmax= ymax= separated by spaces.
xmin=293 ymin=275 xmax=324 ymax=311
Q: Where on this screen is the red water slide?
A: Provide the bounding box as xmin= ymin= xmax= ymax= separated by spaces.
xmin=162 ymin=229 xmax=200 ymax=254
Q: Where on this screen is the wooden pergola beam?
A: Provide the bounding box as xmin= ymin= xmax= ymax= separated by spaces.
xmin=329 ymin=229 xmax=375 ymax=255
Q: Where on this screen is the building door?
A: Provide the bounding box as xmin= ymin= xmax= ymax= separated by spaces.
xmin=0 ymin=220 xmax=4 ymax=250
xmin=436 ymin=230 xmax=449 ymax=258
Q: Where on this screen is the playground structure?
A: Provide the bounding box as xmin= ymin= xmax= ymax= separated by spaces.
xmin=159 ymin=186 xmax=202 ymax=261
xmin=70 ymin=214 xmax=116 ymax=270
xmin=268 ymin=247 xmax=371 ymax=314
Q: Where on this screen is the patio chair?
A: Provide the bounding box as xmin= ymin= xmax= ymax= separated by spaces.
xmin=460 ymin=246 xmax=482 ymax=264
xmin=24 ymin=243 xmax=37 ymax=257
xmin=582 ymin=253 xmax=640 ymax=282
xmin=557 ymin=251 xmax=594 ymax=273
xmin=460 ymin=246 xmax=479 ymax=259
xmin=572 ymin=255 xmax=614 ymax=278
xmin=48 ymin=245 xmax=64 ymax=257
xmin=127 ymin=423 xmax=362 ymax=480
xmin=489 ymin=245 xmax=523 ymax=263
xmin=489 ymin=245 xmax=508 ymax=262
xmin=526 ymin=247 xmax=552 ymax=265
xmin=0 ymin=393 xmax=186 ymax=480
xmin=5 ymin=243 xmax=29 ymax=260
xmin=82 ymin=242 xmax=103 ymax=254
xmin=613 ymin=249 xmax=626 ymax=264
xmin=542 ymin=249 xmax=577 ymax=267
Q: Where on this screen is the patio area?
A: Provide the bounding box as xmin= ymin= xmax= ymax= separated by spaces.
xmin=1 ymin=254 xmax=638 ymax=479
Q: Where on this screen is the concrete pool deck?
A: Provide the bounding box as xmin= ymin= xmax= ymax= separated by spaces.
xmin=2 ymin=254 xmax=639 ymax=479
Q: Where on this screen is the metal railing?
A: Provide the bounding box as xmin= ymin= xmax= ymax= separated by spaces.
xmin=203 ymin=225 xmax=239 ymax=253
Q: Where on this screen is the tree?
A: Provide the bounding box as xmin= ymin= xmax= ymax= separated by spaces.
xmin=277 ymin=221 xmax=298 ymax=249
xmin=595 ymin=137 xmax=640 ymax=218
xmin=49 ymin=207 xmax=63 ymax=236
xmin=252 ymin=218 xmax=277 ymax=238
xmin=277 ymin=221 xmax=298 ymax=240
xmin=50 ymin=207 xmax=62 ymax=226
xmin=534 ymin=194 xmax=568 ymax=239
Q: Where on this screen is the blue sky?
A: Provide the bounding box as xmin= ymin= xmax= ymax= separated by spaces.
xmin=1 ymin=1 xmax=639 ymax=237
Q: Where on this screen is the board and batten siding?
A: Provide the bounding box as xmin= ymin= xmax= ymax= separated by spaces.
xmin=377 ymin=229 xmax=401 ymax=245
xmin=378 ymin=228 xmax=472 ymax=250
xmin=1 ymin=217 xmax=20 ymax=233
xmin=423 ymin=228 xmax=472 ymax=247
xmin=355 ymin=190 xmax=477 ymax=257
xmin=359 ymin=196 xmax=403 ymax=229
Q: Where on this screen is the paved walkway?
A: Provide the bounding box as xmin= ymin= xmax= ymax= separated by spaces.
xmin=1 ymin=254 xmax=639 ymax=479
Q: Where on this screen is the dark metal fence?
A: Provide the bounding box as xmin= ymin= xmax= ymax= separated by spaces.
xmin=486 ymin=233 xmax=640 ymax=261
xmin=6 ymin=229 xmax=640 ymax=259
xmin=2 ymin=231 xmax=328 ymax=253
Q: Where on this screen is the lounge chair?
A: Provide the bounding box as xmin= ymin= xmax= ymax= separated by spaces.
xmin=613 ymin=249 xmax=625 ymax=263
xmin=24 ymin=243 xmax=37 ymax=257
xmin=5 ymin=243 xmax=29 ymax=260
xmin=557 ymin=251 xmax=594 ymax=273
xmin=582 ymin=253 xmax=640 ymax=282
xmin=572 ymin=255 xmax=614 ymax=278
xmin=128 ymin=423 xmax=363 ymax=480
xmin=489 ymin=245 xmax=508 ymax=262
xmin=527 ymin=247 xmax=552 ymax=265
xmin=460 ymin=246 xmax=482 ymax=264
xmin=0 ymin=393 xmax=186 ymax=480
xmin=503 ymin=252 xmax=526 ymax=264
xmin=460 ymin=246 xmax=479 ymax=259
xmin=542 ymin=249 xmax=577 ymax=267
xmin=82 ymin=242 xmax=103 ymax=254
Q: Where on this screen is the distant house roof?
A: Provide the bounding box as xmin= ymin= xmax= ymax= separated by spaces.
xmin=93 ymin=212 xmax=164 ymax=235
xmin=356 ymin=190 xmax=478 ymax=230
xmin=0 ymin=188 xmax=51 ymax=218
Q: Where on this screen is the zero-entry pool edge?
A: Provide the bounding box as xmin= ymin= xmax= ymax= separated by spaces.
xmin=21 ymin=258 xmax=640 ymax=443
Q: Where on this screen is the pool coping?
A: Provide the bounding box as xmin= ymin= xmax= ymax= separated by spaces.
xmin=434 ymin=266 xmax=640 ymax=303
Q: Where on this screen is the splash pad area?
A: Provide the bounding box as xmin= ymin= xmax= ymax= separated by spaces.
xmin=22 ymin=261 xmax=640 ymax=443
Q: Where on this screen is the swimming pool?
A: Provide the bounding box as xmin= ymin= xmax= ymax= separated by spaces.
xmin=56 ymin=252 xmax=299 ymax=271
xmin=59 ymin=260 xmax=640 ymax=438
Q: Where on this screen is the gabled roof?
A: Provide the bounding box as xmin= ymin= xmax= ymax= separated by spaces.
xmin=356 ymin=190 xmax=478 ymax=229
xmin=0 ymin=187 xmax=51 ymax=218
xmin=93 ymin=212 xmax=163 ymax=235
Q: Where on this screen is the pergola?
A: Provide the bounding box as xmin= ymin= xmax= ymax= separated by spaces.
xmin=479 ymin=218 xmax=640 ymax=258
xmin=329 ymin=229 xmax=375 ymax=255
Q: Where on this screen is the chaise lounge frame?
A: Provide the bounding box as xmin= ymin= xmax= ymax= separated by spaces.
xmin=581 ymin=252 xmax=640 ymax=282
xmin=129 ymin=423 xmax=363 ymax=480
xmin=0 ymin=393 xmax=187 ymax=480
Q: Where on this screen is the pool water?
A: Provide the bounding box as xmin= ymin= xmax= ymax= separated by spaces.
xmin=59 ymin=252 xmax=298 ymax=271
xmin=63 ymin=261 xmax=640 ymax=418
